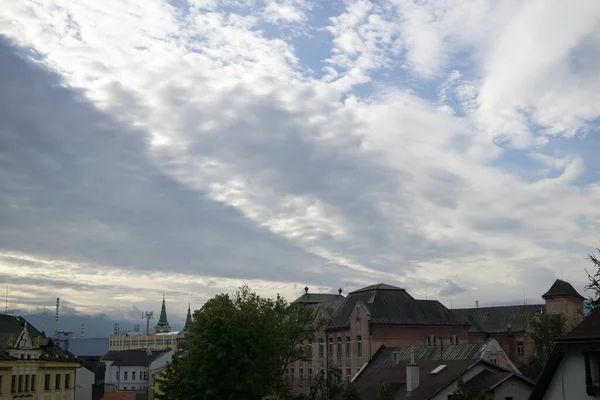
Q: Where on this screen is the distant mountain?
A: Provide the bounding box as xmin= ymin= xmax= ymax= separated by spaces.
xmin=21 ymin=311 xmax=183 ymax=338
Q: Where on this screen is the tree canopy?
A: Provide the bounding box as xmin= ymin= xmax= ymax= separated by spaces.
xmin=585 ymin=249 xmax=600 ymax=311
xmin=521 ymin=312 xmax=567 ymax=379
xmin=157 ymin=286 xmax=316 ymax=400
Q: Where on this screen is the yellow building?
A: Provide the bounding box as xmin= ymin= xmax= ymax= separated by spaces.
xmin=108 ymin=332 xmax=179 ymax=351
xmin=0 ymin=314 xmax=81 ymax=400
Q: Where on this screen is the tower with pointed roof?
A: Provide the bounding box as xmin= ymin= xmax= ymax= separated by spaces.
xmin=154 ymin=294 xmax=172 ymax=334
xmin=184 ymin=304 xmax=193 ymax=330
xmin=542 ymin=278 xmax=585 ymax=331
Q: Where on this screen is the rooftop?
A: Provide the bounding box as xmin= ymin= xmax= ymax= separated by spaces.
xmin=452 ymin=304 xmax=544 ymax=333
xmin=542 ymin=279 xmax=585 ymax=300
xmin=102 ymin=349 xmax=171 ymax=366
xmin=328 ymin=283 xmax=468 ymax=330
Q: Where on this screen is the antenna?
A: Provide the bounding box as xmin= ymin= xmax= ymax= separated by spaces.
xmin=5 ymin=286 xmax=7 ymax=314
xmin=80 ymin=324 xmax=84 ymax=338
xmin=345 ymin=282 xmax=348 ymax=295
xmin=55 ymin=298 xmax=60 ymax=340
xmin=561 ymin=267 xmax=564 ymax=281
xmin=142 ymin=311 xmax=154 ymax=335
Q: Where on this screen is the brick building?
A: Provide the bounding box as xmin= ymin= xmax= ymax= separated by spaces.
xmin=289 ymin=284 xmax=470 ymax=396
xmin=452 ymin=279 xmax=584 ymax=366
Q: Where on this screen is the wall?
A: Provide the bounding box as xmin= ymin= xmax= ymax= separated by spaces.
xmin=371 ymin=325 xmax=469 ymax=352
xmin=109 ymin=334 xmax=178 ymax=351
xmin=543 ymin=352 xmax=592 ymax=400
xmin=104 ymin=361 xmax=150 ymax=392
xmin=493 ymin=378 xmax=533 ymax=400
xmin=0 ymin=360 xmax=79 ymax=400
xmin=148 ymin=349 xmax=175 ymax=400
xmin=75 ymin=366 xmax=95 ymax=400
xmin=545 ymin=297 xmax=584 ymax=331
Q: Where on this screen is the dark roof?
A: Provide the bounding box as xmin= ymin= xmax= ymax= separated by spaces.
xmin=0 ymin=313 xmax=79 ymax=363
xmin=463 ymin=369 xmax=510 ymax=390
xmin=69 ymin=338 xmax=109 ymax=357
xmin=567 ymin=307 xmax=600 ymax=338
xmin=542 ymin=279 xmax=585 ymax=300
xmin=328 ymin=284 xmax=468 ymax=330
xmin=452 ymin=304 xmax=544 ymax=333
xmin=293 ymin=293 xmax=345 ymax=305
xmin=356 ymin=343 xmax=489 ymax=381
xmin=102 ymin=349 xmax=170 ymax=366
xmin=351 ymin=358 xmax=476 ymax=400
xmin=349 ymin=284 xmax=404 ymax=294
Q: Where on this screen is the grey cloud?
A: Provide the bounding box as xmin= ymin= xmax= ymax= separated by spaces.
xmin=0 ymin=37 xmax=327 ymax=284
xmin=439 ymin=280 xmax=467 ymax=297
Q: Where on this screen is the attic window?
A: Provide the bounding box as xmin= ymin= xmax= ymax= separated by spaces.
xmin=430 ymin=365 xmax=447 ymax=375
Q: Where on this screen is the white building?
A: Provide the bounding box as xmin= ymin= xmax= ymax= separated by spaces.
xmin=108 ymin=332 xmax=180 ymax=351
xmin=102 ymin=348 xmax=172 ymax=393
xmin=530 ymin=308 xmax=600 ymax=400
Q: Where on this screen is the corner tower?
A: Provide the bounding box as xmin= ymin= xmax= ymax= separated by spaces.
xmin=542 ymin=279 xmax=585 ymax=331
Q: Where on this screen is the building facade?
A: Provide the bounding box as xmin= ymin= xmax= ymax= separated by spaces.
xmin=0 ymin=314 xmax=81 ymax=400
xmin=453 ymin=278 xmax=585 ymax=366
xmin=102 ymin=349 xmax=172 ymax=393
xmin=289 ymin=284 xmax=471 ymax=396
xmin=109 ymin=332 xmax=179 ymax=351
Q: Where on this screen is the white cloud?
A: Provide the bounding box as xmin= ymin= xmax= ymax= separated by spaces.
xmin=0 ymin=0 xmax=599 ymax=318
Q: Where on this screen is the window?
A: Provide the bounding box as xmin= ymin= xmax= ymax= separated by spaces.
xmin=505 ymin=397 xmax=513 ymax=400
xmin=337 ymin=336 xmax=342 ymax=357
xmin=124 ymin=371 xmax=128 ymax=381
xmin=290 ymin=368 xmax=294 ymax=385
xmin=517 ymin=341 xmax=524 ymax=356
xmin=299 ymin=368 xmax=304 ymax=385
xmin=132 ymin=386 xmax=136 ymax=390
xmin=116 ymin=371 xmax=120 ymax=381
xmin=55 ymin=374 xmax=61 ymax=389
xmin=328 ymin=337 xmax=334 ymax=356
xmin=357 ymin=335 xmax=363 ymax=357
xmin=346 ymin=368 xmax=351 ymax=383
xmin=44 ymin=374 xmax=51 ymax=391
xmin=31 ymin=375 xmax=36 ymax=391
xmin=124 ymin=387 xmax=127 ymax=390
xmin=11 ymin=375 xmax=15 ymax=393
xmin=319 ymin=338 xmax=324 ymax=358
xmin=491 ymin=358 xmax=497 ymax=365
xmin=144 ymin=371 xmax=148 ymax=380
xmin=65 ymin=374 xmax=70 ymax=389
xmin=18 ymin=375 xmax=23 ymax=392
xmin=345 ymin=336 xmax=351 ymax=357
xmin=456 ymin=336 xmax=459 ymax=345
xmin=132 ymin=371 xmax=136 ymax=380
xmin=308 ymin=368 xmax=313 ymax=385
xmin=25 ymin=376 xmax=29 ymax=392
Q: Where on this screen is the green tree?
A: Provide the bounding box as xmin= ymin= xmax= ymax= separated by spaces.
xmin=585 ymin=248 xmax=600 ymax=311
xmin=157 ymin=286 xmax=316 ymax=400
xmin=377 ymin=383 xmax=393 ymax=400
xmin=521 ymin=312 xmax=567 ymax=379
xmin=342 ymin=383 xmax=361 ymax=400
xmin=451 ymin=377 xmax=472 ymax=400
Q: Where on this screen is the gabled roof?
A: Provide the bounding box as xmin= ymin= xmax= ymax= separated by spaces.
xmin=452 ymin=304 xmax=544 ymax=333
xmin=0 ymin=314 xmax=79 ymax=363
xmin=567 ymin=307 xmax=600 ymax=338
xmin=102 ymin=349 xmax=171 ymax=366
xmin=328 ymin=284 xmax=468 ymax=330
xmin=464 ymin=369 xmax=534 ymax=391
xmin=542 ymin=279 xmax=585 ymax=300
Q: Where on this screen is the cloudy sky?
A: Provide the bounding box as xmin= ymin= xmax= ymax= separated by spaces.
xmin=1 ymin=0 xmax=600 ymax=327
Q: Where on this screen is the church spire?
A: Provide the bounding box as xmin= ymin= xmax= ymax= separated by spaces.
xmin=184 ymin=304 xmax=193 ymax=330
xmin=154 ymin=294 xmax=171 ymax=333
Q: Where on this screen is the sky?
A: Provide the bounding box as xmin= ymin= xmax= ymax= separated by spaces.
xmin=1 ymin=0 xmax=600 ymax=331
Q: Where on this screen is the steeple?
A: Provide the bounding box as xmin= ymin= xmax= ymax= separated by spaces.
xmin=184 ymin=304 xmax=193 ymax=330
xmin=154 ymin=294 xmax=172 ymax=334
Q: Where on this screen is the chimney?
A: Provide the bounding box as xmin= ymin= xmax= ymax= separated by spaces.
xmin=338 ymin=288 xmax=343 ymax=295
xmin=304 ymin=286 xmax=309 ymax=294
xmin=406 ymin=348 xmax=419 ymax=393
xmin=475 ymin=300 xmax=479 ymax=308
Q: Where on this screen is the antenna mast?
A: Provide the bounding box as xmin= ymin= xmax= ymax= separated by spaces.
xmin=143 ymin=311 xmax=154 ymax=335
xmin=55 ymin=298 xmax=60 ymax=340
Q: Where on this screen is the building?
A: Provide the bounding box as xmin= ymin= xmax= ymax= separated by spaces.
xmin=0 ymin=313 xmax=81 ymax=400
xmin=452 ymin=279 xmax=584 ymax=365
xmin=148 ymin=349 xmax=176 ymax=400
xmin=289 ymin=284 xmax=471 ymax=396
xmin=75 ymin=356 xmax=106 ymax=400
xmin=102 ymin=348 xmax=172 ymax=393
xmin=109 ymin=332 xmax=179 ymax=351
xmin=530 ymin=308 xmax=600 ymax=400
xmin=348 ymin=347 xmax=534 ymax=399
xmin=154 ymin=295 xmax=171 ymax=334
xmin=364 ymin=339 xmax=521 ymax=375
